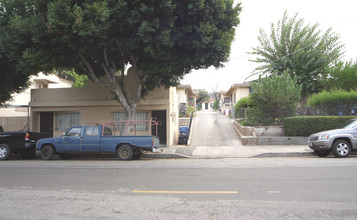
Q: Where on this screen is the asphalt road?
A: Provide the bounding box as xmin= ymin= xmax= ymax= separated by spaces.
xmin=190 ymin=110 xmax=242 ymax=147
xmin=1 ymin=157 xmax=357 ymax=219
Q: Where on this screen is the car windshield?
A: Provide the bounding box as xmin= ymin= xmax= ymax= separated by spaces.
xmin=342 ymin=120 xmax=357 ymax=129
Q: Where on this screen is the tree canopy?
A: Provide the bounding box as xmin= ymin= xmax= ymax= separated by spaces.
xmin=0 ymin=53 xmax=30 ymax=105
xmin=250 ymin=10 xmax=344 ymax=98
xmin=196 ymin=89 xmax=210 ymax=109
xmin=57 ymin=70 xmax=89 ymax=88
xmin=322 ymin=60 xmax=357 ymax=91
xmin=0 ymin=0 xmax=241 ymax=122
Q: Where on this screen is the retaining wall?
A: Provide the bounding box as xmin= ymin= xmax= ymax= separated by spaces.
xmin=232 ymin=120 xmax=307 ymax=146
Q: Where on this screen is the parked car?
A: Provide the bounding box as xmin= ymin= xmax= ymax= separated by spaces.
xmin=308 ymin=119 xmax=357 ymax=157
xmin=0 ymin=125 xmax=50 ymax=160
xmin=36 ymin=125 xmax=160 ymax=160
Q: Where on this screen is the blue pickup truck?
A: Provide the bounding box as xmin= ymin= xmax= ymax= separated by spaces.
xmin=36 ymin=125 xmax=160 ymax=160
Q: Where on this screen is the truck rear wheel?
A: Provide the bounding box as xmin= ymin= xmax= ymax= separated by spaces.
xmin=0 ymin=144 xmax=12 ymax=160
xmin=117 ymin=145 xmax=133 ymax=160
xmin=41 ymin=145 xmax=55 ymax=160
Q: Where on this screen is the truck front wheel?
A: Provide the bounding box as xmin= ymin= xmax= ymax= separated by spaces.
xmin=0 ymin=144 xmax=12 ymax=160
xmin=117 ymin=145 xmax=133 ymax=160
xmin=41 ymin=145 xmax=55 ymax=160
xmin=332 ymin=140 xmax=351 ymax=158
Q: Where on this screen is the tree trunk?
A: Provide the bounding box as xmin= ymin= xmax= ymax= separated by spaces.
xmin=78 ymin=51 xmax=143 ymax=136
xmin=120 ymin=109 xmax=136 ymax=136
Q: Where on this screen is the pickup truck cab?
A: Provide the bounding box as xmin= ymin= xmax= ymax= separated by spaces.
xmin=0 ymin=125 xmax=50 ymax=160
xmin=36 ymin=125 xmax=160 ymax=160
xmin=308 ymin=119 xmax=357 ymax=158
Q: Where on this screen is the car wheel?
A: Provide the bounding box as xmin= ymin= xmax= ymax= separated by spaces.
xmin=332 ymin=140 xmax=351 ymax=158
xmin=41 ymin=145 xmax=55 ymax=160
xmin=117 ymin=145 xmax=133 ymax=160
xmin=314 ymin=150 xmax=330 ymax=157
xmin=0 ymin=144 xmax=12 ymax=160
xmin=20 ymin=148 xmax=36 ymax=159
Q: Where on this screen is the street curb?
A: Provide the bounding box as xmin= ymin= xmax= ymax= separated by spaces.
xmin=253 ymin=152 xmax=315 ymax=158
xmin=142 ymin=151 xmax=315 ymax=159
xmin=141 ymin=153 xmax=190 ymax=159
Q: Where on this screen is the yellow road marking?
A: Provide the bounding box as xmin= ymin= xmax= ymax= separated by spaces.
xmin=132 ymin=191 xmax=238 ymax=194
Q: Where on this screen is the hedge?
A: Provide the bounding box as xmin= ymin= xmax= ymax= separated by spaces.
xmin=284 ymin=116 xmax=357 ymax=136
xmin=234 ymin=96 xmax=251 ymax=109
xmin=306 ymin=90 xmax=357 ymax=115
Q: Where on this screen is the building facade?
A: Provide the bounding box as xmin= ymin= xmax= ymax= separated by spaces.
xmin=29 ymin=70 xmax=195 ymax=146
xmin=220 ymin=82 xmax=251 ymax=115
xmin=0 ymin=73 xmax=72 ymax=131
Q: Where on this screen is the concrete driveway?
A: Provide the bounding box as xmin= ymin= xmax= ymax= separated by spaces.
xmin=190 ymin=110 xmax=242 ymax=147
xmin=186 ymin=110 xmax=243 ymax=156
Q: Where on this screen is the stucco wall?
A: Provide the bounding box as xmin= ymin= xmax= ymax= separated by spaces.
xmin=0 ymin=117 xmax=29 ymax=131
xmin=30 ymin=75 xmax=179 ymax=146
xmin=236 ymin=87 xmax=250 ymax=100
xmin=176 ymin=88 xmax=187 ymax=104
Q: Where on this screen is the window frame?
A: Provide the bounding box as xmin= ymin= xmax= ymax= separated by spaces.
xmin=113 ymin=111 xmax=149 ymax=131
xmin=56 ymin=112 xmax=81 ymax=131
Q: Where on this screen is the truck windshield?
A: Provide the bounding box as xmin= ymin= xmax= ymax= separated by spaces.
xmin=66 ymin=127 xmax=82 ymax=136
xmin=343 ymin=120 xmax=357 ymax=129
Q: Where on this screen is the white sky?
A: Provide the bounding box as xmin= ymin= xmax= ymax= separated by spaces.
xmin=181 ymin=0 xmax=357 ymax=92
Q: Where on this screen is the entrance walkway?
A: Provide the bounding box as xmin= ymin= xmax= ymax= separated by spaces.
xmin=190 ymin=110 xmax=242 ymax=147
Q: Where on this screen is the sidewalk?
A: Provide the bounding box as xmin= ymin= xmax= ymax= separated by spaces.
xmin=142 ymin=144 xmax=314 ymax=159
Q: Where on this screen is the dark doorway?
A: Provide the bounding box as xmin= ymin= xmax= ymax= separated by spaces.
xmin=40 ymin=112 xmax=54 ymax=137
xmin=205 ymin=103 xmax=209 ymax=109
xmin=151 ymin=110 xmax=167 ymax=145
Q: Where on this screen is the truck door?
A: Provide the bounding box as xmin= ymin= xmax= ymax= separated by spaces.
xmin=81 ymin=126 xmax=100 ymax=152
xmin=58 ymin=127 xmax=82 ymax=152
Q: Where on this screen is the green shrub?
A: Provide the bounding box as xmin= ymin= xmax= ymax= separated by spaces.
xmin=284 ymin=116 xmax=357 ymax=136
xmin=234 ymin=96 xmax=252 ymax=109
xmin=249 ymin=72 xmax=302 ymax=125
xmin=306 ymin=89 xmax=357 ymax=115
xmin=213 ymin=101 xmax=219 ymax=110
xmin=187 ymin=106 xmax=195 ymax=116
xmin=238 ymin=119 xmax=256 ymax=126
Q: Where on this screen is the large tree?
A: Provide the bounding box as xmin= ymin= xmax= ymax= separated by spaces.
xmin=250 ymin=10 xmax=344 ymax=98
xmin=322 ymin=60 xmax=357 ymax=91
xmin=0 ymin=0 xmax=241 ymax=131
xmin=0 ymin=53 xmax=30 ymax=105
xmin=196 ymin=89 xmax=210 ymax=109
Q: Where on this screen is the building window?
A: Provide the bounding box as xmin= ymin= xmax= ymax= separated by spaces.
xmin=224 ymin=97 xmax=230 ymax=105
xmin=56 ymin=112 xmax=80 ymax=131
xmin=113 ymin=112 xmax=149 ymax=131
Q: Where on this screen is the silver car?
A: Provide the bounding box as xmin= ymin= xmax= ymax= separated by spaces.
xmin=308 ymin=119 xmax=357 ymax=157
